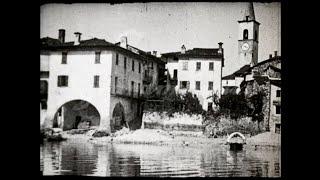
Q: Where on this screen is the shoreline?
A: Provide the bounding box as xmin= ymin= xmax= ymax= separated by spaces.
xmin=51 ymin=129 xmax=280 ymax=149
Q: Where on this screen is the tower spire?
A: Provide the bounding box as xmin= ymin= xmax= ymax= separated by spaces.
xmin=243 ymin=2 xmax=255 ymax=21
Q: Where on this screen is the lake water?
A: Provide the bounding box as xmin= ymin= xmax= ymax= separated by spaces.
xmin=40 ymin=138 xmax=280 ymax=177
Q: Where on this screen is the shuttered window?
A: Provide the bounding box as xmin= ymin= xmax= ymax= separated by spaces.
xmin=94 ymin=75 xmax=99 ymax=88
xmin=57 ymin=76 xmax=68 ymax=87
xmin=95 ymin=51 xmax=101 ymax=64
xmin=208 ymin=81 xmax=213 ymax=90
xmin=180 ymin=81 xmax=189 ymax=89
xmin=209 ymin=62 xmax=214 ymax=71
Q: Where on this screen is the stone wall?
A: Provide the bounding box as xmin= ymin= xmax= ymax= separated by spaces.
xmin=142 ymin=112 xmax=204 ymax=132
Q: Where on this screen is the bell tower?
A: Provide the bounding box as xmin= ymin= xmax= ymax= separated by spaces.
xmin=238 ymin=2 xmax=260 ymax=66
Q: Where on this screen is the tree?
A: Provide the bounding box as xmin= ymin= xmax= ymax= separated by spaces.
xmin=216 ymin=93 xmax=249 ymax=120
xmin=248 ymin=91 xmax=265 ymax=131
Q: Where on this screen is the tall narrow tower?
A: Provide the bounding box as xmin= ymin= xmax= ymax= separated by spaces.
xmin=238 ymin=2 xmax=260 ymax=66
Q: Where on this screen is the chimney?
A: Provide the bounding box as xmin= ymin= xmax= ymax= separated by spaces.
xmin=152 ymin=51 xmax=157 ymax=56
xmin=274 ymin=51 xmax=278 ymax=57
xmin=74 ymin=32 xmax=82 ymax=45
xmin=218 ymin=42 xmax=223 ymax=54
xmin=120 ymin=36 xmax=127 ymax=49
xmin=181 ymin=45 xmax=186 ymax=54
xmin=269 ymin=54 xmax=272 ymax=59
xmin=58 ymin=29 xmax=65 ymax=43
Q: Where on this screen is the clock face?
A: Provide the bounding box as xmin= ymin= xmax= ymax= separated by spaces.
xmin=242 ymin=43 xmax=250 ymax=51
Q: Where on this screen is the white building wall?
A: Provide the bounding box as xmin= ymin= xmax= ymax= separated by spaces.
xmin=45 ymin=50 xmax=113 ymax=131
xmin=40 ymin=54 xmax=50 ymax=71
xmin=270 ymin=84 xmax=281 ymax=133
xmin=167 ymin=58 xmax=222 ymax=111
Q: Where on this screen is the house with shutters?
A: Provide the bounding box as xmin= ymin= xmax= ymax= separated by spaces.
xmin=161 ymin=43 xmax=224 ymax=111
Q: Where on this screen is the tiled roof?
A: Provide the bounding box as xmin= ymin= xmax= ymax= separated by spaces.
xmin=234 ymin=65 xmax=251 ymax=76
xmin=161 ymin=48 xmax=222 ymax=58
xmin=222 ymin=74 xmax=236 ymax=80
xmin=252 ymin=56 xmax=281 ymax=68
xmin=78 ymin=38 xmax=114 ymax=46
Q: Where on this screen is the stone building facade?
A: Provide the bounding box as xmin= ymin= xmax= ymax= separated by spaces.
xmin=40 ymin=29 xmax=165 ymax=132
xmin=240 ymin=54 xmax=281 ymax=132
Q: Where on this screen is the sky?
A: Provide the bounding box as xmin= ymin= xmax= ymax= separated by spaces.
xmin=40 ymin=2 xmax=281 ymax=76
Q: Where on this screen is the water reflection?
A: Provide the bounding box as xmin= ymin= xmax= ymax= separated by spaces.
xmin=40 ymin=139 xmax=280 ymax=177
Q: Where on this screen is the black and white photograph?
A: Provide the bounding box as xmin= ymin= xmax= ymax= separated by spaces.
xmin=40 ymin=1 xmax=281 ymax=177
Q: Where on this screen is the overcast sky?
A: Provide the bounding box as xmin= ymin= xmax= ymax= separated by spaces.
xmin=40 ymin=2 xmax=281 ymax=76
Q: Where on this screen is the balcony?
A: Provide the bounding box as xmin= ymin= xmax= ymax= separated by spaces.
xmin=111 ymin=86 xmax=142 ymax=99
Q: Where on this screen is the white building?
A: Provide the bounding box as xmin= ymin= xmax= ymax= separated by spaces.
xmin=40 ymin=29 xmax=165 ymax=132
xmin=222 ymin=2 xmax=260 ymax=95
xmin=161 ymin=43 xmax=224 ymax=111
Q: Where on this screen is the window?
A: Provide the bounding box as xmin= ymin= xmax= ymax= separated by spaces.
xmin=209 ymin=62 xmax=214 ymax=71
xmin=131 ymin=81 xmax=134 ymax=96
xmin=132 ymin=60 xmax=135 ymax=71
xmin=208 ymin=81 xmax=213 ymax=90
xmin=254 ymin=30 xmax=258 ymax=41
xmin=57 ymin=75 xmax=68 ymax=87
xmin=276 ymin=90 xmax=281 ymax=97
xmin=144 ymin=86 xmax=147 ymax=92
xmin=138 ymin=83 xmax=140 ymax=96
xmin=94 ymin=75 xmax=99 ymax=88
xmin=243 ymin=29 xmax=248 ymax=40
xmin=61 ymin=52 xmax=67 ymax=64
xmin=115 ymin=53 xmax=119 ymax=65
xmin=173 ymin=69 xmax=178 ymax=79
xmin=196 ymin=62 xmax=201 ymax=71
xmin=139 ymin=62 xmax=141 ymax=73
xmin=196 ymin=81 xmax=201 ymax=90
xmin=182 ymin=62 xmax=188 ymax=70
xmin=180 ymin=81 xmax=189 ymax=89
xmin=151 ymin=62 xmax=154 ymax=69
xmin=115 ymin=76 xmax=118 ymax=93
xmin=124 ymin=57 xmax=127 ymax=70
xmin=208 ymin=102 xmax=213 ymax=112
xmin=276 ymin=105 xmax=281 ymax=114
xmin=95 ymin=51 xmax=101 ymax=64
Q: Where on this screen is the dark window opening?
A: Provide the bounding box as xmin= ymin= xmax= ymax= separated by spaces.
xmin=132 ymin=60 xmax=135 ymax=71
xmin=115 ymin=77 xmax=118 ymax=93
xmin=276 ymin=90 xmax=281 ymax=97
xmin=131 ymin=81 xmax=134 ymax=96
xmin=243 ymin=29 xmax=248 ymax=40
xmin=95 ymin=51 xmax=101 ymax=64
xmin=173 ymin=69 xmax=178 ymax=79
xmin=275 ymin=124 xmax=281 ymax=134
xmin=94 ymin=75 xmax=99 ymax=88
xmin=209 ymin=62 xmax=214 ymax=71
xmin=180 ymin=81 xmax=189 ymax=89
xmin=62 ymin=52 xmax=67 ymax=64
xmin=196 ymin=81 xmax=201 ymax=90
xmin=116 ymin=53 xmax=119 ymax=65
xmin=57 ymin=76 xmax=68 ymax=87
xmin=138 ymin=83 xmax=140 ymax=96
xmin=276 ymin=105 xmax=281 ymax=114
xmin=124 ymin=57 xmax=127 ymax=70
xmin=208 ymin=102 xmax=213 ymax=112
xmin=40 ymin=101 xmax=47 ymax=110
xmin=151 ymin=62 xmax=154 ymax=69
xmin=208 ymin=81 xmax=213 ymax=90
xmin=139 ymin=63 xmax=141 ymax=73
xmin=196 ymin=62 xmax=201 ymax=71
xmin=254 ymin=30 xmax=258 ymax=41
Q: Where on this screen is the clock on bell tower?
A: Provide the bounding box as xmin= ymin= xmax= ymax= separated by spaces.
xmin=238 ymin=2 xmax=260 ymax=67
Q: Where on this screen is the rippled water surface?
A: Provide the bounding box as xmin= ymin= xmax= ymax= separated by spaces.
xmin=40 ymin=139 xmax=280 ymax=177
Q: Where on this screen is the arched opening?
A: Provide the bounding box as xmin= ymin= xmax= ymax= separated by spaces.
xmin=112 ymin=103 xmax=126 ymax=132
xmin=53 ymin=100 xmax=101 ymax=131
xmin=243 ymin=29 xmax=248 ymax=40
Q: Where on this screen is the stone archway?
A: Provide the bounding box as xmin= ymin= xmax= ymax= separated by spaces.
xmin=112 ymin=102 xmax=126 ymax=132
xmin=53 ymin=99 xmax=101 ymax=131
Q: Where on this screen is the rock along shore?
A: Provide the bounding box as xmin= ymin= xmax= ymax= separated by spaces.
xmin=53 ymin=128 xmax=280 ymax=149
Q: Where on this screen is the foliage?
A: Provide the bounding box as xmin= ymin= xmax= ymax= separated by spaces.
xmin=216 ymin=93 xmax=249 ymax=120
xmin=144 ymin=89 xmax=204 ymax=116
